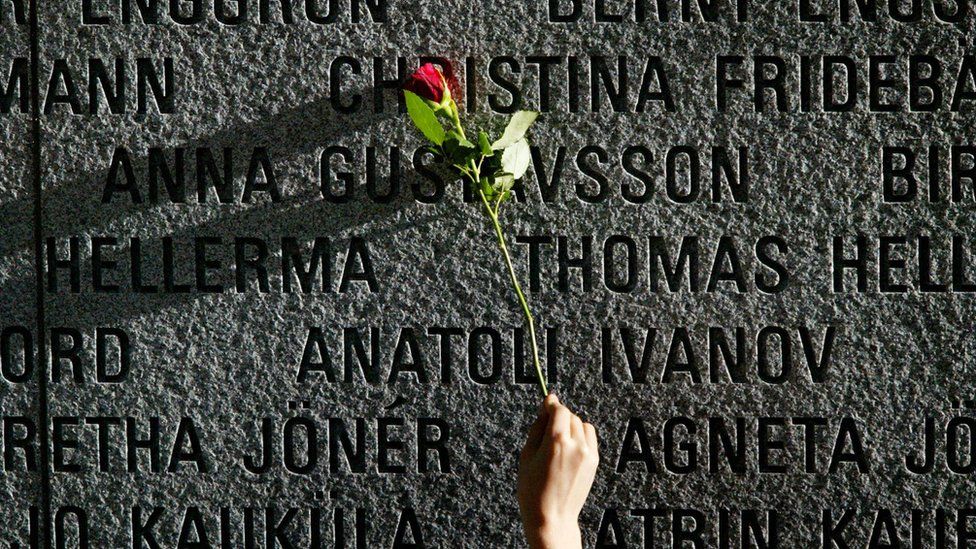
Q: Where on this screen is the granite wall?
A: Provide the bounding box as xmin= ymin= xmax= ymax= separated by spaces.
xmin=1 ymin=0 xmax=975 ymax=546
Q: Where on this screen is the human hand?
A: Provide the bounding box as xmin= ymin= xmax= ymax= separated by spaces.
xmin=517 ymin=394 xmax=599 ymax=549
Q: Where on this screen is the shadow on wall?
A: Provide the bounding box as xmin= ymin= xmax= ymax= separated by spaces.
xmin=0 ymin=85 xmax=446 ymax=328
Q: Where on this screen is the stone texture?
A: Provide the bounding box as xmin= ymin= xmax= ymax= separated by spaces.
xmin=0 ymin=0 xmax=973 ymax=546
xmin=0 ymin=14 xmax=41 ymax=547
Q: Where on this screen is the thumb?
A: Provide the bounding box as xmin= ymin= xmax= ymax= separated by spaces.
xmin=522 ymin=396 xmax=555 ymax=457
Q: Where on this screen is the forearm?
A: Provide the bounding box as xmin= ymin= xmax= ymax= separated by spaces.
xmin=524 ymin=521 xmax=583 ymax=549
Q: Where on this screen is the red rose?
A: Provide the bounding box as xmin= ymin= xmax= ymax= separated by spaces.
xmin=404 ymin=63 xmax=450 ymax=104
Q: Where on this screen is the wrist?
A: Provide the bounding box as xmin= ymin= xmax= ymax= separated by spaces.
xmin=524 ymin=519 xmax=582 ymax=549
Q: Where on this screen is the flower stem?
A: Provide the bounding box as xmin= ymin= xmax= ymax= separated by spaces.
xmin=446 ymin=99 xmax=548 ymax=397
xmin=478 ymin=189 xmax=548 ymax=397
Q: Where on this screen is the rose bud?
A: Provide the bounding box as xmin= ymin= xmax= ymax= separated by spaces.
xmin=437 ymin=61 xmax=462 ymax=105
xmin=404 ymin=63 xmax=452 ymax=107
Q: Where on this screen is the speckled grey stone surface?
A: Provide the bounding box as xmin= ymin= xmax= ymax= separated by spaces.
xmin=0 ymin=12 xmax=41 ymax=547
xmin=2 ymin=0 xmax=976 ymax=546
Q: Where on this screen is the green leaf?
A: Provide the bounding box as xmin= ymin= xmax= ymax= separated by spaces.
xmin=501 ymin=138 xmax=531 ymax=179
xmin=478 ymin=132 xmax=493 ymax=157
xmin=478 ymin=173 xmax=514 ymax=202
xmin=443 ymin=134 xmax=478 ymax=169
xmin=441 ymin=137 xmax=457 ymax=157
xmin=480 ymin=176 xmax=495 ymax=198
xmin=491 ymin=111 xmax=538 ymax=150
xmin=404 ymin=90 xmax=445 ymax=145
xmin=448 ymin=130 xmax=475 ymax=149
xmin=493 ymin=172 xmax=515 ymax=193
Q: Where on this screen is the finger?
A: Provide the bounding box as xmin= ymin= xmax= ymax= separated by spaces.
xmin=545 ymin=401 xmax=572 ymax=443
xmin=541 ymin=393 xmax=558 ymax=414
xmin=524 ymin=395 xmax=555 ymax=455
xmin=522 ymin=406 xmax=549 ymax=456
xmin=584 ymin=422 xmax=598 ymax=451
xmin=571 ymin=414 xmax=585 ymax=442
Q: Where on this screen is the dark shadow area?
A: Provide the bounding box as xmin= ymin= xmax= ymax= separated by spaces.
xmin=2 ymin=85 xmax=391 ymax=255
xmin=0 ymin=82 xmax=461 ymax=549
xmin=0 ymin=85 xmax=450 ymax=329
